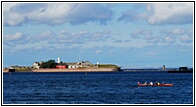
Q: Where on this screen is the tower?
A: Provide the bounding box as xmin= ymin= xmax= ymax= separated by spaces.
xmin=97 ymin=62 xmax=99 ymax=67
xmin=162 ymin=65 xmax=166 ymax=71
xmin=58 ymin=57 xmax=60 ymax=63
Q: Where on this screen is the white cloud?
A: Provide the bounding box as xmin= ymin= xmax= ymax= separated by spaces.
xmin=118 ymin=9 xmax=140 ymax=22
xmin=158 ymin=28 xmax=193 ymax=45
xmin=119 ymin=3 xmax=193 ymax=25
xmin=3 ymin=11 xmax=26 ymax=26
xmin=29 ymin=30 xmax=56 ymax=44
xmin=27 ymin=3 xmax=74 ymax=25
xmin=3 ymin=3 xmax=29 ymax=26
xmin=3 ymin=3 xmax=113 ymax=26
xmin=170 ymin=28 xmax=186 ymax=35
xmin=3 ymin=3 xmax=19 ymax=12
xmin=147 ymin=3 xmax=193 ymax=25
xmin=130 ymin=28 xmax=152 ymax=39
xmin=4 ymin=32 xmax=23 ymax=41
xmin=180 ymin=35 xmax=192 ymax=43
xmin=57 ymin=30 xmax=111 ymax=44
xmin=39 ymin=30 xmax=55 ymax=39
xmin=165 ymin=36 xmax=175 ymax=43
xmin=129 ymin=27 xmax=192 ymax=46
xmin=96 ymin=50 xmax=103 ymax=54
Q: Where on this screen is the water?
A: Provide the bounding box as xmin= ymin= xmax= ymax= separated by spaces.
xmin=3 ymin=71 xmax=193 ymax=104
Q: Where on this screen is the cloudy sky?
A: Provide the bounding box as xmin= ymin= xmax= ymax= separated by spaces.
xmin=3 ymin=2 xmax=194 ymax=68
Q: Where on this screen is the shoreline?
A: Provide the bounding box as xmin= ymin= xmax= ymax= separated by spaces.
xmin=3 ymin=67 xmax=120 ymax=72
xmin=32 ymin=68 xmax=119 ymax=72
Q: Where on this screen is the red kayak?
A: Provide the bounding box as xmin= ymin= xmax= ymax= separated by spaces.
xmin=138 ymin=82 xmax=173 ymax=87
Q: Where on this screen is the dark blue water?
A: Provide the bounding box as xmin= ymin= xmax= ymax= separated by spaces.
xmin=3 ymin=72 xmax=193 ymax=104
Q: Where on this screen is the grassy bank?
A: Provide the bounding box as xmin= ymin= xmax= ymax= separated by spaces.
xmin=97 ymin=64 xmax=120 ymax=68
xmin=15 ymin=68 xmax=32 ymax=72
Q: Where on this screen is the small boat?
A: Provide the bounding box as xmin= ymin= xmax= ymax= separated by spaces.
xmin=138 ymin=82 xmax=173 ymax=87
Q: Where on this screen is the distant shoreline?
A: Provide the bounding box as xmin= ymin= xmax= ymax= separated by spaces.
xmin=3 ymin=68 xmax=168 ymax=73
xmin=3 ymin=67 xmax=120 ymax=72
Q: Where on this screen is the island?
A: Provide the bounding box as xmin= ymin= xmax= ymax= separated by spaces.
xmin=3 ymin=57 xmax=121 ymax=72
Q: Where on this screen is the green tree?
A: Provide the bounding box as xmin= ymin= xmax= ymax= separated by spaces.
xmin=40 ymin=59 xmax=56 ymax=68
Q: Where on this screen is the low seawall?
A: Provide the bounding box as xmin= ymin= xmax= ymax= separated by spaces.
xmin=31 ymin=68 xmax=119 ymax=72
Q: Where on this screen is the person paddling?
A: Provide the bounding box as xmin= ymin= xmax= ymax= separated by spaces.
xmin=155 ymin=81 xmax=160 ymax=86
xmin=157 ymin=82 xmax=160 ymax=86
xmin=150 ymin=82 xmax=153 ymax=85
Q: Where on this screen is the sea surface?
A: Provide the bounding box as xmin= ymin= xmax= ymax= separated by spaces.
xmin=3 ymin=71 xmax=193 ymax=105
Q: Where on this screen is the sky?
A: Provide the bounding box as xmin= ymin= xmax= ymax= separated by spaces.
xmin=2 ymin=2 xmax=194 ymax=68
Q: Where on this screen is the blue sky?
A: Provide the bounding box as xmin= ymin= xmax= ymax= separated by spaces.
xmin=3 ymin=2 xmax=194 ymax=68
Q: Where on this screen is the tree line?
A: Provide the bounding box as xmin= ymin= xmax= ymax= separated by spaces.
xmin=40 ymin=59 xmax=56 ymax=68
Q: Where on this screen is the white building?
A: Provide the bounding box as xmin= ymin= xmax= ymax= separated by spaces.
xmin=32 ymin=62 xmax=43 ymax=69
xmin=66 ymin=61 xmax=93 ymax=69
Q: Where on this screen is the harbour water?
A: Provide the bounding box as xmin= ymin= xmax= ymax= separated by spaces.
xmin=3 ymin=71 xmax=193 ymax=104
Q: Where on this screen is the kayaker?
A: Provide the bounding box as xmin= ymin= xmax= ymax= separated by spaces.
xmin=155 ymin=81 xmax=157 ymax=85
xmin=157 ymin=82 xmax=160 ymax=86
xmin=150 ymin=82 xmax=153 ymax=85
xmin=155 ymin=81 xmax=160 ymax=86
